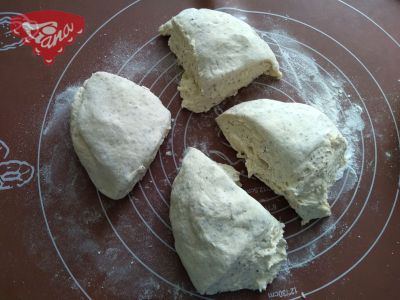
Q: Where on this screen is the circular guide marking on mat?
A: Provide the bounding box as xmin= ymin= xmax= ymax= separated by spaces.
xmin=101 ymin=4 xmax=396 ymax=297
xmin=178 ymin=31 xmax=367 ymax=250
xmin=147 ymin=45 xmax=360 ymax=259
xmin=263 ymin=35 xmax=367 ymax=246
xmin=263 ymin=34 xmax=363 ymax=239
xmin=111 ymin=7 xmax=373 ymax=295
xmin=215 ymin=6 xmax=398 ymax=298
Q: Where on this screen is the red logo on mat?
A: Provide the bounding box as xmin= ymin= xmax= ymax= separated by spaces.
xmin=10 ymin=10 xmax=84 ymax=65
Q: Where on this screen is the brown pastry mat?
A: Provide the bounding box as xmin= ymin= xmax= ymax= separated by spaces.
xmin=1 ymin=0 xmax=399 ymax=299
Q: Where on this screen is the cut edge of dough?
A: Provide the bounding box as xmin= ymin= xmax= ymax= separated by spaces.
xmin=216 ymin=100 xmax=347 ymax=225
xmin=159 ymin=8 xmax=282 ymax=113
xmin=170 ymin=147 xmax=287 ymax=294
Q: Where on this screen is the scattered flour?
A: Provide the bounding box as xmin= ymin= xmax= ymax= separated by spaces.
xmin=36 ymin=23 xmax=366 ymax=298
xmin=254 ymin=30 xmax=365 ymax=278
xmin=43 ymin=86 xmax=78 ymax=136
xmin=137 ymin=277 xmax=161 ymax=300
xmin=39 ymin=80 xmax=195 ymax=299
xmin=260 ymin=30 xmax=364 ymax=179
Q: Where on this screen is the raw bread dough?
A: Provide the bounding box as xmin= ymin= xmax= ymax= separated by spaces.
xmin=170 ymin=147 xmax=286 ymax=295
xmin=70 ymin=71 xmax=171 ymax=200
xmin=159 ymin=8 xmax=282 ymax=113
xmin=216 ymin=99 xmax=347 ymax=225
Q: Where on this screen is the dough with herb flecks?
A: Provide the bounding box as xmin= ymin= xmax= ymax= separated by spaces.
xmin=159 ymin=8 xmax=282 ymax=113
xmin=70 ymin=71 xmax=171 ymax=200
xmin=170 ymin=147 xmax=286 ymax=295
xmin=216 ymin=99 xmax=347 ymax=225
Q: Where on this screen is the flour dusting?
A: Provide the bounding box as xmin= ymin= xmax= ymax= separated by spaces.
xmin=39 ymin=84 xmax=191 ymax=298
xmin=260 ymin=30 xmax=364 ymax=180
xmin=43 ymin=86 xmax=78 ymax=136
xmin=35 ymin=23 xmax=367 ymax=297
xmin=256 ymin=30 xmax=365 ymax=276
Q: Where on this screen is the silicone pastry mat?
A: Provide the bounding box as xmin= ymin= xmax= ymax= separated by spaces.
xmin=1 ymin=0 xmax=399 ymax=299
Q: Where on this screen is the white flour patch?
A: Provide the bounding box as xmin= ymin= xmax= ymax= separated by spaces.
xmin=320 ymin=219 xmax=337 ymax=239
xmin=101 ymin=39 xmax=137 ymax=72
xmin=336 ymin=166 xmax=358 ymax=195
xmin=288 ymin=242 xmax=317 ymax=270
xmin=253 ymin=30 xmax=365 ymax=280
xmin=191 ymin=139 xmax=210 ymax=155
xmin=260 ymin=30 xmax=364 ymax=180
xmin=94 ymin=247 xmax=138 ymax=297
xmin=137 ymin=277 xmax=161 ymax=300
xmin=43 ymin=86 xmax=78 ymax=136
xmin=39 ymin=87 xmax=161 ymax=297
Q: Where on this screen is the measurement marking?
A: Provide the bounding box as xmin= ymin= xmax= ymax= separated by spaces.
xmin=268 ymin=286 xmax=298 ymax=298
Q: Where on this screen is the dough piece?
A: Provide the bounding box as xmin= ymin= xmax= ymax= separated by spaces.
xmin=170 ymin=147 xmax=286 ymax=295
xmin=159 ymin=8 xmax=282 ymax=113
xmin=70 ymin=71 xmax=171 ymax=200
xmin=216 ymin=99 xmax=347 ymax=225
